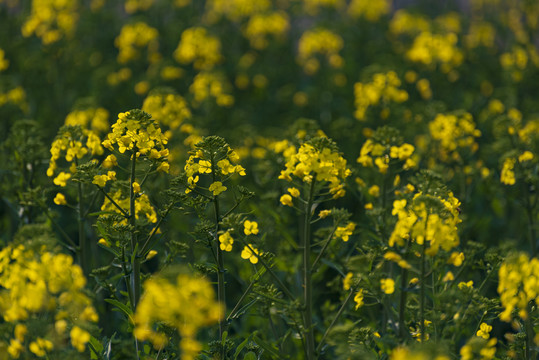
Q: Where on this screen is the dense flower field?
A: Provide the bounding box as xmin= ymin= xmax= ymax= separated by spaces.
xmin=0 ymin=0 xmax=538 ymax=359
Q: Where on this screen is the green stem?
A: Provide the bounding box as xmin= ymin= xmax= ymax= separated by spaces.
xmin=316 ymin=288 xmax=354 ymax=354
xmin=526 ymin=303 xmax=535 ymax=360
xmin=420 ymin=215 xmax=428 ymax=343
xmin=311 ymin=224 xmax=338 ymax=271
xmin=128 ymin=151 xmax=140 ymax=360
xmin=398 ymin=266 xmax=409 ymax=339
xmin=303 ymin=178 xmax=316 ymax=360
xmin=77 ymin=179 xmax=89 ymax=276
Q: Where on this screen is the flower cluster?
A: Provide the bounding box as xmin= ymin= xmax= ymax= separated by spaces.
xmin=389 ymin=191 xmax=462 ymax=256
xmin=64 ymin=107 xmax=109 ymax=134
xmin=114 ymin=22 xmax=159 ymax=64
xmin=353 ymin=71 xmax=408 ymax=121
xmin=428 ymin=112 xmax=481 ymax=162
xmin=243 ymin=11 xmax=289 ymax=49
xmin=100 ymin=189 xmax=157 ymax=224
xmin=356 ymin=127 xmax=416 ymax=173
xmin=183 ymin=136 xmax=246 ymax=196
xmin=278 ymin=137 xmax=350 ymax=199
xmin=0 ymin=86 xmax=28 ymax=113
xmin=173 ymin=27 xmax=222 ymax=70
xmin=0 ymin=48 xmax=9 ymax=71
xmin=21 ymin=0 xmax=79 ymax=44
xmin=189 ymin=71 xmax=234 ymax=107
xmin=205 ymin=0 xmax=270 ymax=22
xmin=102 ymin=110 xmax=169 ymax=171
xmin=498 ymin=253 xmax=539 ymax=322
xmin=297 ymin=28 xmax=344 ymax=75
xmin=47 ymin=123 xmax=106 ymax=186
xmin=142 ymin=92 xmax=191 ymax=131
xmin=348 ymin=0 xmax=390 ymax=21
xmin=406 ymin=32 xmax=463 ymax=72
xmin=0 ymin=244 xmax=97 ymax=355
xmin=134 ymin=274 xmax=222 ymax=358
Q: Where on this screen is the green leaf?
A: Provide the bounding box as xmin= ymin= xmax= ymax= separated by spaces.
xmin=105 ymin=298 xmax=134 ymax=323
xmin=89 ymin=335 xmax=104 ymax=360
xmin=253 ymin=335 xmax=285 ymax=359
xmin=233 ymin=334 xmax=253 ymax=360
xmin=243 ymin=352 xmax=257 ymax=360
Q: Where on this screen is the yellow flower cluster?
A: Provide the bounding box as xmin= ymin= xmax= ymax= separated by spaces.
xmin=142 ymin=92 xmax=191 ymax=131
xmin=0 ymin=86 xmax=28 ymax=113
xmin=184 ymin=142 xmax=246 ymax=195
xmin=205 ymin=0 xmax=270 ymax=22
xmin=334 ymin=222 xmax=356 ymax=242
xmin=278 ymin=139 xmax=351 ymax=199
xmin=243 ymin=11 xmax=289 ymax=49
xmin=115 ymin=22 xmax=159 ymax=64
xmin=21 ymin=0 xmax=79 ymax=45
xmin=100 ymin=189 xmax=157 ymax=224
xmin=303 ymin=0 xmax=345 ymax=15
xmin=0 ymin=244 xmax=97 ymax=354
xmin=47 ymin=123 xmax=106 ymax=184
xmin=391 ymin=347 xmax=450 ymax=360
xmin=389 ymin=10 xmax=430 ymax=35
xmin=297 ymin=28 xmax=344 ymax=75
xmin=134 ymin=274 xmax=222 ymax=358
xmin=0 ymin=48 xmax=9 ymax=71
xmin=460 ymin=337 xmax=497 ymax=360
xmin=174 ymin=27 xmax=222 ymax=70
xmin=357 ymin=138 xmax=415 ymax=173
xmin=348 ymin=0 xmax=390 ymax=21
xmin=384 ymin=251 xmax=411 ymax=269
xmin=389 ymin=192 xmax=462 ymax=256
xmin=353 ymin=71 xmax=408 ymax=121
xmin=124 ymin=0 xmax=154 ymax=13
xmin=102 ymin=110 xmax=169 ymax=171
xmin=428 ymin=112 xmax=481 ymax=162
xmin=64 ymin=107 xmax=110 ymax=134
xmin=498 ymin=253 xmax=539 ymax=322
xmin=465 ymin=21 xmax=496 ymax=48
xmin=500 ymin=157 xmax=516 ymax=185
xmin=406 ymin=32 xmax=463 ymax=72
xmin=190 ymin=71 xmax=234 ymax=107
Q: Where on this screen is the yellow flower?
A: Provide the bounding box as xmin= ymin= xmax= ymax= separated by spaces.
xmin=280 ymin=194 xmax=293 ymax=207
xmin=458 ymin=280 xmax=473 ymax=289
xmin=53 ymin=172 xmax=71 ymax=187
xmin=219 ymin=231 xmax=234 ymax=251
xmin=70 ymin=326 xmax=90 ymax=352
xmin=54 ymin=193 xmax=67 ymax=205
xmin=133 ymin=181 xmax=141 ymax=194
xmin=448 ymin=252 xmax=465 ymax=266
xmin=319 ymin=209 xmax=332 ymax=218
xmin=381 ymin=278 xmax=395 ymax=294
xmin=146 ymin=250 xmax=158 ymax=260
xmin=343 ymin=272 xmax=353 ymax=290
xmin=335 ymin=222 xmax=356 ymax=242
xmin=518 ymin=151 xmax=534 ymax=162
xmin=354 ymin=289 xmax=364 ymax=310
xmin=442 ymin=271 xmax=454 ymax=282
xmin=476 ymin=322 xmax=492 ymax=339
xmin=244 ymin=220 xmax=259 ymax=235
xmin=287 ymin=187 xmax=300 ymax=198
xmin=368 ymin=185 xmax=380 ymax=197
xmin=209 ymin=181 xmax=227 ymax=196
xmin=241 ymin=244 xmax=260 ymax=264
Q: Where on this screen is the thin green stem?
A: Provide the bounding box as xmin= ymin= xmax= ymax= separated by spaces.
xmin=42 ymin=206 xmax=78 ymax=252
xmin=303 ymin=178 xmax=316 ymax=360
xmin=244 ymin=242 xmax=295 ymax=301
xmin=97 ymin=186 xmax=129 ymax=218
xmin=128 ymin=151 xmax=140 ymax=360
xmin=316 ymin=288 xmax=354 ymax=355
xmin=77 ymin=179 xmax=89 ymax=276
xmin=525 ymin=303 xmax=535 ymax=360
xmin=398 ymin=267 xmax=409 ymax=339
xmin=311 ymin=224 xmax=338 ymax=271
xmin=420 ymin=215 xmax=428 ymax=343
xmin=226 ymin=279 xmax=257 ymax=322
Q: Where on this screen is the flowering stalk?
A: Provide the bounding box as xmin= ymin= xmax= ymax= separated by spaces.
xmin=303 ymin=178 xmax=316 ymax=360
xmin=77 ymin=175 xmax=88 ymax=276
xmin=420 ymin=214 xmax=428 ymax=343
